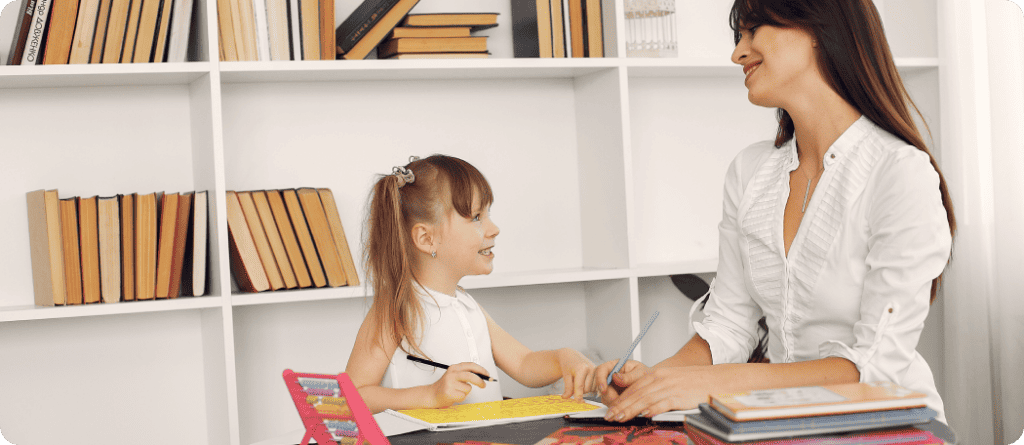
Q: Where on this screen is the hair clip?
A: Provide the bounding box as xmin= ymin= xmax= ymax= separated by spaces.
xmin=392 ymin=166 xmax=415 ymax=188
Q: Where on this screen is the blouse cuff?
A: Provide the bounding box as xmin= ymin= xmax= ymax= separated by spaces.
xmin=692 ymin=322 xmax=747 ymax=365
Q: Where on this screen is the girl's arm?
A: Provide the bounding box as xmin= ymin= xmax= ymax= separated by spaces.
xmin=601 ymin=355 xmax=859 ymax=421
xmin=345 ymin=306 xmax=490 ymax=413
xmin=483 ymin=309 xmax=596 ymax=400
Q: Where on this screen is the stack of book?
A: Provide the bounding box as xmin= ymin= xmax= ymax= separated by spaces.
xmin=511 ymin=0 xmax=604 ymax=58
xmin=335 ymin=0 xmax=498 ymax=61
xmin=216 ymin=0 xmax=334 ymax=61
xmin=226 ymin=188 xmax=358 ymax=293
xmin=26 ymin=190 xmax=209 ymax=306
xmin=5 ymin=0 xmax=196 ymax=65
xmin=376 ymin=13 xmax=497 ymax=59
xmin=684 ymin=382 xmax=944 ymax=444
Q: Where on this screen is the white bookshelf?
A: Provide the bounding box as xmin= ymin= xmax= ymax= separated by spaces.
xmin=0 ymin=0 xmax=948 ymax=444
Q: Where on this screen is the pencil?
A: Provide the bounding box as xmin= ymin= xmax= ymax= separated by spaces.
xmin=406 ymin=354 xmax=498 ymax=382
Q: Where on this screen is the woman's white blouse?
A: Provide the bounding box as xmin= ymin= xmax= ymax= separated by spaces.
xmin=693 ymin=116 xmax=951 ymax=422
xmin=381 ymin=286 xmax=503 ymax=405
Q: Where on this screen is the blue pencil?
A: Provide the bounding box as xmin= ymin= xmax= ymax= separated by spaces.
xmin=607 ymin=310 xmax=660 ymax=385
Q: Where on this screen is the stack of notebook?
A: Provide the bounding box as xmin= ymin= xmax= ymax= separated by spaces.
xmin=377 ymin=12 xmax=498 ymax=59
xmin=684 ymin=382 xmax=944 ymax=444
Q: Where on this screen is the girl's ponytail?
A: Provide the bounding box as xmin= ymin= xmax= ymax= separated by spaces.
xmin=366 ymin=174 xmax=426 ymax=358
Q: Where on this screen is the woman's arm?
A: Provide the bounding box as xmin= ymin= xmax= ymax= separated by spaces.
xmin=345 ymin=306 xmax=490 ymax=413
xmin=602 ymin=356 xmax=859 ymax=421
xmin=484 ymin=309 xmax=595 ymax=400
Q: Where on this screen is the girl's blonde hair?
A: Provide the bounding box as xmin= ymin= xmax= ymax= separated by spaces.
xmin=364 ymin=154 xmax=494 ymax=358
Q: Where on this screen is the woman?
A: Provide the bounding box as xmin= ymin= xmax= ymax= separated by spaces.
xmin=595 ymin=0 xmax=955 ymax=423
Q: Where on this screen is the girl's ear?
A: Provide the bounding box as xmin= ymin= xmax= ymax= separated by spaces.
xmin=410 ymin=222 xmax=435 ymax=256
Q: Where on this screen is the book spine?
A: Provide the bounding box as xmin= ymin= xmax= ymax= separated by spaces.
xmin=510 ymin=0 xmax=539 ymax=57
xmin=334 ymin=0 xmax=400 ymax=54
xmin=22 ymin=0 xmax=52 ymax=64
xmin=7 ymin=0 xmax=36 ymax=64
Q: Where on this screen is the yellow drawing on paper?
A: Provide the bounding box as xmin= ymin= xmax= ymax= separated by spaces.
xmin=398 ymin=395 xmax=599 ymax=424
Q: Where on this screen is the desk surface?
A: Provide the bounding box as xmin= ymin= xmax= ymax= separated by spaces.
xmin=386 ymin=418 xmax=958 ymax=445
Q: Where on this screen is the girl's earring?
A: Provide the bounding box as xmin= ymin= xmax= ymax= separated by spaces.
xmin=431 ymin=251 xmax=437 ymax=259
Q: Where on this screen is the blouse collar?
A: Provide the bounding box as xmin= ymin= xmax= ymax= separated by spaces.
xmin=782 ymin=115 xmax=873 ymax=171
xmin=418 ymin=285 xmax=476 ymax=310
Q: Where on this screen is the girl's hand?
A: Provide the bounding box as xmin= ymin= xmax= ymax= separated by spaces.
xmin=428 ymin=362 xmax=491 ymax=408
xmin=555 ymin=348 xmax=596 ymax=401
xmin=602 ymin=365 xmax=716 ymax=422
xmin=595 ymin=359 xmax=650 ymax=406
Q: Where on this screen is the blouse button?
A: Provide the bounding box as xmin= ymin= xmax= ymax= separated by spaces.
xmin=830 ymin=153 xmax=836 ymax=159
xmin=888 ymin=308 xmax=893 ymax=313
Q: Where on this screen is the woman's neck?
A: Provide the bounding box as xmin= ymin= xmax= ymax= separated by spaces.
xmin=786 ymin=88 xmax=862 ymax=165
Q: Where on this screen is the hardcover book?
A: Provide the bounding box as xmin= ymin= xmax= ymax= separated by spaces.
xmin=267 ymin=189 xmax=312 ymax=288
xmin=338 ymin=0 xmax=419 ymax=60
xmin=78 ymin=196 xmax=101 ymax=304
xmin=59 ymin=197 xmax=83 ymax=304
xmin=335 ymin=0 xmax=401 ymax=55
xmin=42 ymin=0 xmax=81 ymax=64
xmin=377 ymin=36 xmax=487 ymax=58
xmin=282 ymin=189 xmax=327 ymax=287
xmin=97 ymin=196 xmax=121 ymax=303
xmin=26 ymin=190 xmax=66 ymax=306
xmin=226 ymin=191 xmax=270 ymax=293
xmin=710 ymin=382 xmax=928 ymax=422
xmin=6 ymin=0 xmax=37 ymax=64
xmin=252 ymin=191 xmax=299 ymax=289
xmin=400 ymin=12 xmax=498 ymax=29
xmin=237 ymin=191 xmax=285 ymax=290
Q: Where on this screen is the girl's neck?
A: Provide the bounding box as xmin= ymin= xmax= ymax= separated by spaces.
xmin=413 ymin=261 xmax=460 ymax=297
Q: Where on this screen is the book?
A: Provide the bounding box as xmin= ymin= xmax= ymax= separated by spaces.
xmin=121 ymin=0 xmax=144 ymax=61
xmin=237 ymin=191 xmax=285 ymax=290
xmin=338 ymin=0 xmax=418 ymax=60
xmin=390 ymin=26 xmax=470 ymax=39
xmin=382 ymin=395 xmax=599 ymax=432
xmin=318 ymin=0 xmax=333 ymax=59
xmin=510 ymin=0 xmax=550 ymax=57
xmin=686 ymin=403 xmax=937 ymax=442
xmin=401 ymin=13 xmax=498 ymax=30
xmin=299 ymin=0 xmax=319 ymax=59
xmin=88 ymin=0 xmax=113 ymax=63
xmin=135 ymin=192 xmax=158 ymax=300
xmin=20 ymin=0 xmax=52 ymax=64
xmin=233 ymin=0 xmax=258 ymax=60
xmin=550 ymin=0 xmax=565 ymax=57
xmin=26 ymin=190 xmax=67 ymax=306
xmin=317 ymin=188 xmax=359 ymax=286
xmin=566 ymin=0 xmax=583 ymax=58
xmin=383 ymin=52 xmax=488 ymax=59
xmin=252 ymin=191 xmax=298 ymax=289
xmin=68 ymin=0 xmax=102 ymax=63
xmin=264 ymin=0 xmax=289 ymax=60
xmin=286 ymin=0 xmax=300 ymax=59
xmin=250 ymin=0 xmax=269 ymax=61
xmin=132 ymin=0 xmax=163 ymax=61
xmin=42 ymin=0 xmax=81 ymax=64
xmin=583 ymin=0 xmax=602 ymax=57
xmin=282 ymin=189 xmax=326 ymax=287
xmin=181 ymin=190 xmax=207 ymax=296
xmin=97 ymin=196 xmax=121 ymax=303
xmin=226 ymin=191 xmax=270 ymax=293
xmin=266 ymin=190 xmax=312 ymax=288
xmin=685 ymin=423 xmax=943 ymax=445
xmin=296 ymin=188 xmax=346 ymax=287
xmin=151 ymin=0 xmax=175 ymax=62
xmin=59 ymin=197 xmax=83 ymax=305
xmin=154 ymin=192 xmax=179 ymax=298
xmin=165 ymin=0 xmax=194 ymax=62
xmin=710 ymin=382 xmax=929 ymax=422
xmin=377 ymin=36 xmax=487 ymax=58
xmin=78 ymin=196 xmax=101 ymax=304
xmin=534 ymin=424 xmax=689 ymax=445
xmin=6 ymin=0 xmax=37 ymax=64
xmin=215 ymin=0 xmax=237 ymax=60
xmin=334 ymin=0 xmax=401 ymax=55
xmin=166 ymin=192 xmax=192 ymax=298
xmin=120 ymin=194 xmax=135 ymax=301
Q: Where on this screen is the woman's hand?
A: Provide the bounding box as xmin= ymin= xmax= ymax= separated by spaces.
xmin=594 ymin=359 xmax=650 ymax=406
xmin=602 ymin=365 xmax=719 ymax=422
xmin=427 ymin=362 xmax=490 ymax=408
xmin=555 ymin=348 xmax=596 ymax=401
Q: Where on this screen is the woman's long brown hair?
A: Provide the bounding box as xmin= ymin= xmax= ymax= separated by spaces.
xmin=729 ymin=0 xmax=956 ymax=303
xmin=363 ymin=155 xmax=494 ymax=359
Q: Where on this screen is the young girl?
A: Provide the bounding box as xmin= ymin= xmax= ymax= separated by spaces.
xmin=345 ymin=154 xmax=596 ymax=413
xmin=596 ymin=0 xmax=954 ymax=424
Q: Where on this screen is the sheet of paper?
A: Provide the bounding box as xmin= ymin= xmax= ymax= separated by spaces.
xmin=397 ymin=395 xmax=600 ymax=425
xmin=567 ymin=404 xmax=698 ymax=421
xmin=373 ymin=411 xmax=430 ymax=436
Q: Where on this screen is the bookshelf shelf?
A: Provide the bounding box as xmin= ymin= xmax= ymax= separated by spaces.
xmin=0 ymin=296 xmax=225 ymax=322
xmin=0 ymin=1 xmax=952 ymax=444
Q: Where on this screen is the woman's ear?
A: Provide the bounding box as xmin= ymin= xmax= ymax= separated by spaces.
xmin=410 ymin=222 xmax=435 ymax=256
